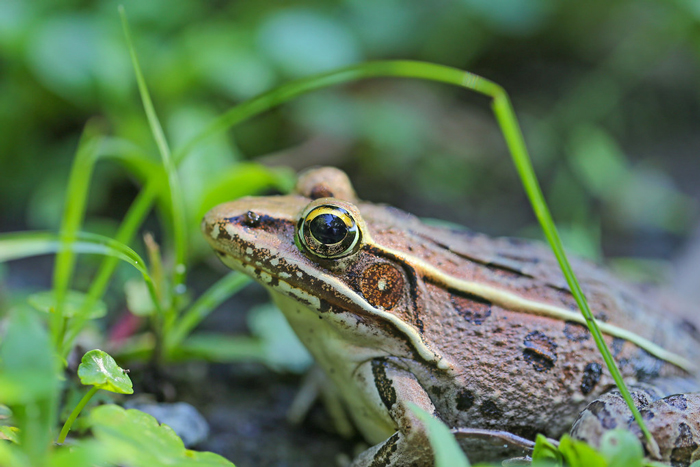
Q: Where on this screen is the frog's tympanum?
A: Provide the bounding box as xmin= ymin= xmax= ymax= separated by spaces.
xmin=202 ymin=167 xmax=700 ymax=466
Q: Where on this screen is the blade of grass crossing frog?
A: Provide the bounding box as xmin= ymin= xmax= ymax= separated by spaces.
xmin=408 ymin=403 xmax=470 ymax=467
xmin=174 ymin=59 xmax=658 ymax=453
xmin=119 ymin=7 xmax=188 ymax=290
xmin=490 ymin=89 xmax=659 ymax=455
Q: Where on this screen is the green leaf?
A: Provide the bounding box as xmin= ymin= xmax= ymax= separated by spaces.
xmin=0 ymin=310 xmax=59 ymax=461
xmin=407 ymin=403 xmax=470 ymax=467
xmin=124 ymin=279 xmax=156 ymax=317
xmin=0 ymin=311 xmax=59 ymax=404
xmin=47 ymin=440 xmax=109 ymax=467
xmin=28 ymin=290 xmax=107 ymax=319
xmin=89 ymin=405 xmax=234 ymax=466
xmin=171 ymin=333 xmax=265 ymax=363
xmin=689 ymin=461 xmax=700 ymax=467
xmin=247 ymin=304 xmax=313 ymax=373
xmin=558 ymin=435 xmax=606 ymax=467
xmin=0 ymin=426 xmax=19 ymax=444
xmin=532 ymin=434 xmax=563 ymax=465
xmin=197 ymin=164 xmax=296 ymax=220
xmin=600 ymin=430 xmax=643 ymax=467
xmin=78 ymin=350 xmax=133 ymax=394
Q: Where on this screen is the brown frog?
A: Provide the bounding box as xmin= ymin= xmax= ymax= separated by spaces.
xmin=202 ymin=167 xmax=700 ymax=465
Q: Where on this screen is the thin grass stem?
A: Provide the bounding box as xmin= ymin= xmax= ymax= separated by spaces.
xmin=119 ymin=6 xmax=189 ymax=292
xmin=51 ymin=125 xmax=102 ymax=348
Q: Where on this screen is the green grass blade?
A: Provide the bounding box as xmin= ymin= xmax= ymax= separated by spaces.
xmin=173 ymin=59 xmax=656 ymax=450
xmin=489 ymin=93 xmax=658 ymax=454
xmin=408 ymin=403 xmax=470 ymax=467
xmin=51 ymin=123 xmax=102 ymax=346
xmin=63 ymin=181 xmax=161 ymax=357
xmin=167 ymin=272 xmax=251 ymax=352
xmin=1 ymin=231 xmax=162 ymax=321
xmin=119 ymin=6 xmax=188 ymax=291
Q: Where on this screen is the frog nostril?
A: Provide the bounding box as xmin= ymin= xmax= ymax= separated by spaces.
xmin=244 ymin=211 xmax=261 ymax=227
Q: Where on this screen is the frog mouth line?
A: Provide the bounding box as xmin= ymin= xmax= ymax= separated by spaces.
xmin=213 ymin=245 xmax=454 ymax=372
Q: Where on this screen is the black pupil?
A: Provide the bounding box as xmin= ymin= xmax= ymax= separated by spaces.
xmin=309 ymin=213 xmax=348 ymax=244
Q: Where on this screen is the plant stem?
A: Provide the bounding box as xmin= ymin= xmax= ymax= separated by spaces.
xmin=56 ymin=386 xmax=99 ymax=444
xmin=120 ymin=7 xmax=188 ymax=291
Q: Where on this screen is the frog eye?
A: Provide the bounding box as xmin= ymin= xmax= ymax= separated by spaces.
xmin=297 ymin=205 xmax=361 ymax=259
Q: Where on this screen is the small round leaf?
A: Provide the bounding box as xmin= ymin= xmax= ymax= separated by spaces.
xmin=78 ymin=349 xmax=133 ymax=394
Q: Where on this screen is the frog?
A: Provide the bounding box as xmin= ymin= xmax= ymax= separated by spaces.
xmin=202 ymin=166 xmax=700 ymax=466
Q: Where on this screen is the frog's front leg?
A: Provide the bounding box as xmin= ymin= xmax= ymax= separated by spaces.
xmin=349 ymin=358 xmax=436 ymax=467
xmin=571 ymin=386 xmax=700 ymax=465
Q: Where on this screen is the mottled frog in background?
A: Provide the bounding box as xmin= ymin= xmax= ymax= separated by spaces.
xmin=202 ymin=167 xmax=700 ymax=466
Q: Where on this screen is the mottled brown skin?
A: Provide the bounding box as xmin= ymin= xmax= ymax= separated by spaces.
xmin=202 ymin=167 xmax=700 ymax=465
xmin=572 ymin=390 xmax=700 ymax=465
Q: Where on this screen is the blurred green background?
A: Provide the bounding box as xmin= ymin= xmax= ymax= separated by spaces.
xmin=1 ymin=0 xmax=699 ymax=271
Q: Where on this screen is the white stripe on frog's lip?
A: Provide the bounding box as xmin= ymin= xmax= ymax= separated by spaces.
xmin=218 ymin=249 xmax=454 ymax=372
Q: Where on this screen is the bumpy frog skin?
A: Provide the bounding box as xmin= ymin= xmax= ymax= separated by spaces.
xmin=202 ymin=167 xmax=700 ymax=466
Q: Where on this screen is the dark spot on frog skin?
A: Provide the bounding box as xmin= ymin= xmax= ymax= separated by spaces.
xmin=631 ymin=349 xmax=663 ymax=381
xmin=449 ymin=289 xmax=492 ymax=325
xmin=319 ymin=299 xmax=333 ymax=313
xmin=611 ymin=337 xmax=626 ymax=357
xmin=369 ymin=432 xmax=400 ymax=467
xmin=372 ymin=359 xmax=397 ymax=411
xmin=586 ymin=400 xmax=618 ymax=429
xmin=431 ymin=385 xmax=445 ymax=398
xmin=522 ymin=331 xmax=557 ymax=372
xmin=671 ymin=423 xmax=698 ymax=467
xmin=215 ymin=223 xmax=233 ymax=240
xmin=456 ymin=389 xmax=475 ymax=411
xmin=679 ymin=319 xmax=700 ymax=343
xmin=580 ymin=362 xmax=602 ymax=395
xmin=563 ymin=321 xmax=590 ymax=342
xmin=640 ymin=407 xmax=655 ymax=421
xmin=665 ymin=394 xmax=689 ymax=411
xmin=479 ymin=400 xmax=503 ymax=419
xmin=484 ymin=262 xmax=532 ymax=279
